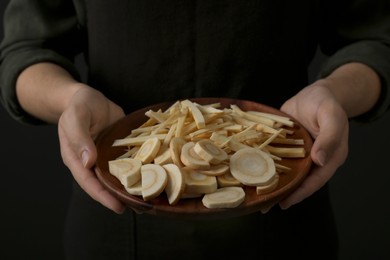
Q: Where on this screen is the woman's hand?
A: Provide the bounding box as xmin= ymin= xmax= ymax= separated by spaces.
xmin=279 ymin=81 xmax=349 ymax=209
xmin=58 ymin=85 xmax=126 ymax=214
xmin=278 ymin=62 xmax=381 ymax=210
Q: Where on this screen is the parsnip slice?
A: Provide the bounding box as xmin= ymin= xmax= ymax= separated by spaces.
xmin=134 ymin=137 xmax=161 ymax=163
xmin=125 ymin=180 xmax=143 ymax=196
xmin=182 ymin=168 xmax=217 ymax=194
xmin=141 ymin=164 xmax=168 ymax=201
xmin=199 ymin=164 xmax=230 ymax=176
xmin=230 ymin=148 xmax=276 ymax=186
xmin=256 ymin=174 xmax=279 ymax=195
xmin=180 ymin=142 xmax=210 ymax=170
xmin=193 ymin=140 xmax=228 ymax=164
xmin=154 ymin=147 xmax=173 ymax=165
xmin=217 ymin=172 xmax=242 ymax=187
xmin=202 ymin=187 xmax=245 ymax=209
xmin=163 ymin=164 xmax=185 ymax=205
xmin=108 ymin=158 xmax=142 ymax=187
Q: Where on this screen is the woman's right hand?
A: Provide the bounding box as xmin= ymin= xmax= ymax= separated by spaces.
xmin=58 ymin=85 xmax=126 ymax=214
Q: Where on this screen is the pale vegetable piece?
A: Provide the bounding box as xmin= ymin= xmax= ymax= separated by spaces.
xmin=182 ymin=168 xmax=218 ymax=194
xmin=163 ymin=164 xmax=185 ymax=205
xmin=199 ymin=164 xmax=230 ymax=176
xmin=108 ymin=158 xmax=142 ymax=187
xmin=112 ymin=134 xmax=166 ymax=147
xmin=141 ymin=164 xmax=168 ymax=201
xmin=181 ymin=99 xmax=206 ymax=129
xmin=258 ymin=129 xmax=283 ymax=150
xmin=272 ymin=137 xmax=304 ymax=145
xmin=145 ymin=109 xmax=169 ymax=123
xmin=265 ymin=145 xmax=306 ymax=158
xmin=247 ymin=111 xmax=294 ymax=127
xmin=169 ymin=137 xmax=187 ymax=167
xmin=217 ymin=172 xmax=242 ymax=187
xmin=202 ymin=187 xmax=245 ymax=209
xmin=125 ymin=180 xmax=143 ymax=196
xmin=115 ymin=146 xmax=140 ymax=159
xmin=154 ymin=147 xmax=173 ymax=165
xmin=193 ymin=140 xmax=228 ymax=164
xmin=134 ymin=137 xmax=161 ymax=163
xmin=230 ymin=148 xmax=276 ymax=186
xmin=256 ymin=174 xmax=280 ymax=195
xmin=231 ymin=104 xmax=275 ymax=127
xmin=175 ymin=107 xmax=188 ymax=137
xmin=180 ymin=142 xmax=210 ymax=170
xmin=275 ymin=163 xmax=291 ymax=173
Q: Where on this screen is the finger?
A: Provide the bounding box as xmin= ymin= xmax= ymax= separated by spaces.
xmin=279 ymin=125 xmax=348 ymax=209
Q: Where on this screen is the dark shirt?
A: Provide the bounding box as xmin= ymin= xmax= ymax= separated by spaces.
xmin=1 ymin=0 xmax=390 ymax=124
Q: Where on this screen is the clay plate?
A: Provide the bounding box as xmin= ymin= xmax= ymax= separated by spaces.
xmin=95 ymin=98 xmax=313 ymax=219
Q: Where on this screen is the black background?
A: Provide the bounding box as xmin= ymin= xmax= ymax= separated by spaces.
xmin=0 ymin=1 xmax=389 ymax=259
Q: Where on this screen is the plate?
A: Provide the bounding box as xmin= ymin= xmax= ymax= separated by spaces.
xmin=95 ymin=98 xmax=313 ymax=219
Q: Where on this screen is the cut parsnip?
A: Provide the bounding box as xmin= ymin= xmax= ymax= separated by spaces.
xmin=108 ymin=158 xmax=142 ymax=187
xmin=180 ymin=142 xmax=210 ymax=170
xmin=199 ymin=164 xmax=229 ymax=176
xmin=141 ymin=164 xmax=168 ymax=201
xmin=182 ymin=168 xmax=217 ymax=194
xmin=217 ymin=172 xmax=242 ymax=187
xmin=202 ymin=187 xmax=245 ymax=209
xmin=154 ymin=147 xmax=173 ymax=165
xmin=125 ymin=180 xmax=143 ymax=196
xmin=230 ymin=148 xmax=276 ymax=186
xmin=265 ymin=145 xmax=306 ymax=158
xmin=112 ymin=134 xmax=166 ymax=147
xmin=193 ymin=139 xmax=228 ymax=164
xmin=181 ymin=99 xmax=206 ymax=129
xmin=163 ymin=164 xmax=185 ymax=205
xmin=134 ymin=137 xmax=161 ymax=163
xmin=169 ymin=137 xmax=187 ymax=167
xmin=256 ymin=174 xmax=279 ymax=195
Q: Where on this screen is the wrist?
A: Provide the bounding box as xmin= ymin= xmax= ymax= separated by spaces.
xmin=317 ymin=62 xmax=381 ymax=118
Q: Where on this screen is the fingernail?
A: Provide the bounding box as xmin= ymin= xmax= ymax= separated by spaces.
xmin=317 ymin=150 xmax=327 ymax=167
xmin=81 ymin=150 xmax=89 ymax=167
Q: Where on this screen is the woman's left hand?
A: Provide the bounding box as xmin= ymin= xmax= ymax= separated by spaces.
xmin=278 ymin=80 xmax=349 ymax=209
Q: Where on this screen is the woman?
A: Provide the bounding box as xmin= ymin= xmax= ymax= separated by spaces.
xmin=1 ymin=1 xmax=389 ymax=259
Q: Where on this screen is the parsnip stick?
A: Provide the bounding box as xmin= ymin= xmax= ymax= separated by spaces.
xmin=266 ymin=145 xmax=306 ymax=158
xmin=113 ymin=134 xmax=166 ymax=147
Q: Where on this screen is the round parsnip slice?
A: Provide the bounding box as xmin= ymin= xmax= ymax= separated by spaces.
xmin=163 ymin=164 xmax=185 ymax=205
xmin=199 ymin=164 xmax=229 ymax=176
xmin=202 ymin=187 xmax=245 ymax=209
xmin=169 ymin=137 xmax=187 ymax=167
xmin=108 ymin=158 xmax=142 ymax=187
xmin=182 ymin=168 xmax=217 ymax=194
xmin=141 ymin=164 xmax=168 ymax=201
xmin=230 ymin=148 xmax=276 ymax=186
xmin=180 ymin=142 xmax=210 ymax=170
xmin=256 ymin=174 xmax=279 ymax=195
xmin=135 ymin=137 xmax=161 ymax=164
xmin=194 ymin=140 xmax=228 ymax=164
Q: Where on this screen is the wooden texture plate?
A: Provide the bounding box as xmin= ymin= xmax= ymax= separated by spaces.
xmin=95 ymin=98 xmax=313 ymax=219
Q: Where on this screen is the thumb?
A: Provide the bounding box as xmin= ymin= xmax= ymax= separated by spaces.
xmin=59 ymin=108 xmax=97 ymax=169
xmin=310 ymin=103 xmax=348 ymax=167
